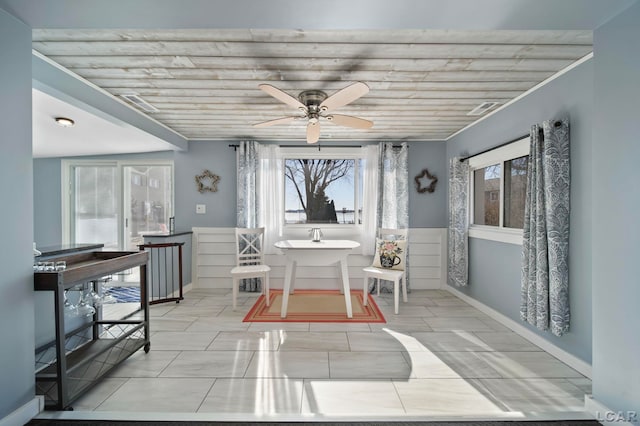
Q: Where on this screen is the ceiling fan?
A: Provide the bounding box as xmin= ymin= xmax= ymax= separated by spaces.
xmin=253 ymin=81 xmax=373 ymax=144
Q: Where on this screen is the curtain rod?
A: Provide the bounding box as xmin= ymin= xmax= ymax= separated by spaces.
xmin=459 ymin=133 xmax=529 ymax=163
xmin=459 ymin=120 xmax=563 ymax=163
xmin=229 ymin=144 xmax=405 ymax=151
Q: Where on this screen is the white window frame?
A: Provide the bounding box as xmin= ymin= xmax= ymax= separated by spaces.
xmin=62 ymin=159 xmax=175 ymax=248
xmin=467 ymin=137 xmax=529 ymax=245
xmin=279 ymin=147 xmax=364 ymax=237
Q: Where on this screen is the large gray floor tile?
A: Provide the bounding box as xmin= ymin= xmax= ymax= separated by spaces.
xmin=477 ymin=351 xmax=585 ymax=378
xmin=163 ymin=305 xmax=226 ymax=317
xmin=424 ymin=316 xmax=496 ymax=332
xmin=302 ymin=379 xmax=405 ymax=415
xmin=149 ymin=331 xmax=218 ymax=350
xmin=329 ymin=351 xmax=411 ymax=379
xmin=475 ymin=378 xmax=587 ymax=412
xmin=379 ymin=304 xmax=434 ymax=317
xmin=208 ymin=330 xmax=281 ymax=351
xmin=474 ymin=332 xmax=543 ymax=352
xmin=198 ymin=378 xmax=304 ymax=414
xmin=95 ymin=378 xmax=214 ymax=412
xmin=431 ymin=351 xmax=504 ymax=378
xmin=427 ymin=306 xmax=490 ymax=317
xmin=184 ymin=316 xmax=251 ymax=332
xmin=149 ymin=316 xmax=196 ymax=332
xmin=244 ymin=351 xmax=329 ymax=378
xmin=393 ymin=378 xmax=505 ymax=415
xmin=108 ymin=350 xmax=180 ymax=377
xmin=71 ymin=377 xmax=128 ymax=410
xmin=278 ymin=331 xmax=349 ymax=351
xmin=567 ymin=377 xmax=593 ymax=394
xmin=347 ymin=331 xmax=425 ymax=351
xmin=369 ymin=317 xmax=433 ymax=332
xmin=401 ymin=351 xmax=468 ymax=379
xmin=160 ymin=350 xmax=254 ymax=378
xmin=411 ymin=331 xmax=492 ymax=352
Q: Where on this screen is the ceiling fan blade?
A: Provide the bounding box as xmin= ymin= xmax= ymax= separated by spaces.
xmin=319 ymin=81 xmax=369 ymax=113
xmin=327 ymin=114 xmax=373 ymax=129
xmin=253 ymin=116 xmax=298 ymax=128
xmin=258 ymin=84 xmax=306 ymax=110
xmin=306 ymin=121 xmax=320 ymax=144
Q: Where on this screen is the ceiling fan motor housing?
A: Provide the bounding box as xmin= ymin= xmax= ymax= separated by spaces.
xmin=299 ymin=90 xmax=328 ymax=113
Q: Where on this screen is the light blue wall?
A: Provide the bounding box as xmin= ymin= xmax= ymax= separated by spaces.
xmin=446 ymin=59 xmax=594 ymax=363
xmin=0 ymin=7 xmax=36 ymax=419
xmin=33 ymin=158 xmax=62 ymax=247
xmin=174 ymin=141 xmax=238 ymax=228
xmin=408 ymin=141 xmax=447 ymax=228
xmin=592 ymin=1 xmax=640 ymax=416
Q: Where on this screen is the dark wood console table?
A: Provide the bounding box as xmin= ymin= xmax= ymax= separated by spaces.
xmin=34 ymin=251 xmax=149 ymax=410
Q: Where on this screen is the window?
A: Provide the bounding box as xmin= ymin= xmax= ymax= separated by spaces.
xmin=468 ymin=137 xmax=529 ymax=244
xmin=282 ymin=148 xmax=363 ymax=226
xmin=504 ymin=155 xmax=528 ymax=229
xmin=473 ymin=164 xmax=501 ymax=226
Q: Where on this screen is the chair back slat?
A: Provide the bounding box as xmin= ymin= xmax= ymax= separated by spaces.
xmin=235 ymin=227 xmax=265 ymax=266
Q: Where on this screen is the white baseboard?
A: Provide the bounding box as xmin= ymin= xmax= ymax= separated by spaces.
xmin=585 ymin=395 xmax=638 ymax=426
xmin=0 ymin=396 xmax=43 ymax=426
xmin=445 ymin=285 xmax=592 ymax=378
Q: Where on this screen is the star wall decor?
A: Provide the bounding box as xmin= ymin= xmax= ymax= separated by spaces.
xmin=195 ymin=169 xmax=220 ymax=193
xmin=415 ymin=168 xmax=438 ymax=194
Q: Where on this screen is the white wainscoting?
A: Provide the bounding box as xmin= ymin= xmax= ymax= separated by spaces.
xmin=191 ymin=227 xmax=446 ymax=290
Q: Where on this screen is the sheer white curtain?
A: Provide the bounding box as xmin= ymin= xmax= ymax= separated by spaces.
xmin=236 ymin=140 xmax=260 ymax=291
xmin=236 ymin=140 xmax=259 ymax=228
xmin=361 ymin=145 xmax=379 ymax=255
xmin=378 ymin=142 xmax=409 ymax=230
xmin=258 ymin=144 xmax=283 ymax=254
xmin=374 ymin=142 xmax=410 ymax=293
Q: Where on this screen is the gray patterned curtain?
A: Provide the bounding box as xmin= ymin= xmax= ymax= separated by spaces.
xmin=371 ymin=142 xmax=410 ymax=293
xmin=521 ymin=119 xmax=570 ymax=336
xmin=236 ymin=140 xmax=261 ymax=291
xmin=448 ymin=157 xmax=469 ymax=287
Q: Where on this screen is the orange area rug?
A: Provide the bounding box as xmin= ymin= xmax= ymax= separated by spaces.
xmin=243 ymin=289 xmax=386 ymax=323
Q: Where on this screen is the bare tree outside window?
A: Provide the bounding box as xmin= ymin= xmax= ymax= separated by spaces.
xmin=473 ymin=164 xmax=501 ymax=226
xmin=284 ymin=158 xmax=356 ymax=224
xmin=504 ymin=155 xmax=528 ymax=228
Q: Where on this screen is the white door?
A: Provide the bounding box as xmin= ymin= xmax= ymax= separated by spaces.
xmin=122 ymin=165 xmax=173 ymax=251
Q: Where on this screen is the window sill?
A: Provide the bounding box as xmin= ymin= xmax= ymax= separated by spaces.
xmin=469 ymin=225 xmax=523 ymax=245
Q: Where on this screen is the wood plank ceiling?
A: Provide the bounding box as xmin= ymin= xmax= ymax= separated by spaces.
xmin=32 ymin=29 xmax=592 ymax=143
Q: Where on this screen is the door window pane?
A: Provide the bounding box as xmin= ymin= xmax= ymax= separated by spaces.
xmin=73 ymin=166 xmax=118 ymax=249
xmin=126 ymin=165 xmax=173 ymax=249
xmin=504 ymin=155 xmax=528 ymax=228
xmin=473 ymin=164 xmax=501 ymax=226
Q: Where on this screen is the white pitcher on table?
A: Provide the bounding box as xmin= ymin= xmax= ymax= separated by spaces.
xmin=309 ymin=228 xmax=323 ymax=242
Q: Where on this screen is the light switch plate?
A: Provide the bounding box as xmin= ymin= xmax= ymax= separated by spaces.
xmin=196 ymin=204 xmax=206 ymax=214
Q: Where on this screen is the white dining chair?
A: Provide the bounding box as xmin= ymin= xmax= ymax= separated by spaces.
xmin=363 ymin=228 xmax=408 ymax=314
xmin=230 ymin=227 xmax=270 ymax=310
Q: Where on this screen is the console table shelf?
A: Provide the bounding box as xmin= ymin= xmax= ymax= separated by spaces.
xmin=34 ymin=250 xmax=150 ymax=410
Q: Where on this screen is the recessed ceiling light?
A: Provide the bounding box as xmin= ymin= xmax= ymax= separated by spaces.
xmin=55 ymin=117 xmax=75 ymax=127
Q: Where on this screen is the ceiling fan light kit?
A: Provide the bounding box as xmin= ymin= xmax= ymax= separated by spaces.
xmin=253 ymin=82 xmax=373 ymax=144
